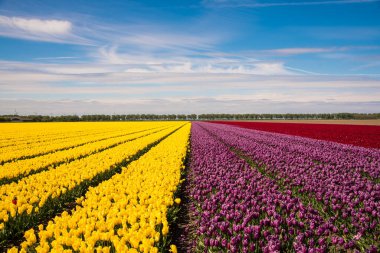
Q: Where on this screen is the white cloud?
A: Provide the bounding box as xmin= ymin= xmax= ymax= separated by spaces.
xmin=248 ymin=62 xmax=292 ymax=75
xmin=352 ymin=61 xmax=380 ymax=71
xmin=260 ymin=46 xmax=380 ymax=56
xmin=118 ymin=33 xmax=215 ymax=51
xmin=0 ymin=16 xmax=71 ymax=34
xmin=94 ymin=47 xmax=294 ymax=75
xmin=2 ymin=59 xmax=380 ymax=93
xmin=0 ymin=15 xmax=93 ymax=45
xmin=267 ymin=48 xmax=333 ymax=55
xmin=1 ymin=57 xmax=379 ymax=114
xmin=0 ymin=11 xmax=220 ymax=49
xmin=1 ymin=59 xmax=379 ymax=97
xmin=34 ymin=57 xmax=78 ymax=60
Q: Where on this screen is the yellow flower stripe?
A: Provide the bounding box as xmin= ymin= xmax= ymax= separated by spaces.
xmin=0 ymin=123 xmax=184 ymax=231
xmin=0 ymin=122 xmax=90 ymax=144
xmin=12 ymin=123 xmax=190 ymax=253
xmin=0 ymin=124 xmax=171 ymax=183
xmin=0 ymin=122 xmax=125 ymax=149
xmin=0 ymin=122 xmax=165 ymax=164
xmin=0 ymin=129 xmax=122 ymax=163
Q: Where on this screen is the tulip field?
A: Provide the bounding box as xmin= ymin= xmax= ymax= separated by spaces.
xmin=188 ymin=122 xmax=379 ymax=253
xmin=0 ymin=121 xmax=379 ymax=252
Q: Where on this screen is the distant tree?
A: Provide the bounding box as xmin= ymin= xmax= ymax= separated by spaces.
xmin=186 ymin=114 xmax=197 ymax=120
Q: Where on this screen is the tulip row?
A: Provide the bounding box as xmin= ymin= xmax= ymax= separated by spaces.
xmin=209 ymin=122 xmax=380 ymax=180
xmin=9 ymin=123 xmax=190 ymax=253
xmin=0 ymin=122 xmax=165 ymax=164
xmin=0 ymin=122 xmax=147 ymax=143
xmin=190 ymin=122 xmax=379 ymax=252
xmin=0 ymin=122 xmax=98 ymax=148
xmin=211 ymin=121 xmax=380 ymax=148
xmin=0 ymin=123 xmax=119 ymax=158
xmin=0 ymin=124 xmax=171 ymax=185
xmin=0 ymin=123 xmax=184 ymax=245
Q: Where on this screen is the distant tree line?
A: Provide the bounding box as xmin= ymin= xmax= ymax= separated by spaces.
xmin=197 ymin=113 xmax=380 ymax=120
xmin=0 ymin=113 xmax=379 ymax=122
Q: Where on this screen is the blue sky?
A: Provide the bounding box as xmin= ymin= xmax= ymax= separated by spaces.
xmin=0 ymin=0 xmax=379 ymax=114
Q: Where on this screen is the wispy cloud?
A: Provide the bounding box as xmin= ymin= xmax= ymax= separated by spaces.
xmin=262 ymin=46 xmax=380 ymax=56
xmin=0 ymin=15 xmax=71 ymax=34
xmin=0 ymin=12 xmax=221 ymax=52
xmin=93 ymin=46 xmax=296 ymax=75
xmin=121 ymin=61 xmax=295 ymax=75
xmin=117 ymin=32 xmax=215 ymax=51
xmin=352 ymin=61 xmax=380 ymax=71
xmin=0 ymin=57 xmax=297 ymax=78
xmin=1 ymin=59 xmax=379 ymax=94
xmin=203 ymin=0 xmax=380 ymax=8
xmin=1 ymin=56 xmax=379 ymax=114
xmin=34 ymin=56 xmax=79 ymax=60
xmin=0 ymin=15 xmax=93 ymax=45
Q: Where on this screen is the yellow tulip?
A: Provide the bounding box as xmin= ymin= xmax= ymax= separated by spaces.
xmin=12 ymin=122 xmax=190 ymax=252
xmin=7 ymin=247 xmax=18 ymax=253
xmin=170 ymin=244 xmax=178 ymax=253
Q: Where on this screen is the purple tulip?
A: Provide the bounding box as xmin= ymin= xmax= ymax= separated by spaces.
xmin=185 ymin=122 xmax=379 ymax=252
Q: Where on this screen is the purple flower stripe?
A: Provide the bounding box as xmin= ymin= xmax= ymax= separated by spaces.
xmin=209 ymin=122 xmax=380 ymax=179
xmin=186 ymin=123 xmax=364 ymax=252
xmin=188 ymin=123 xmax=379 ymax=252
xmin=195 ymin=122 xmax=379 ymax=251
